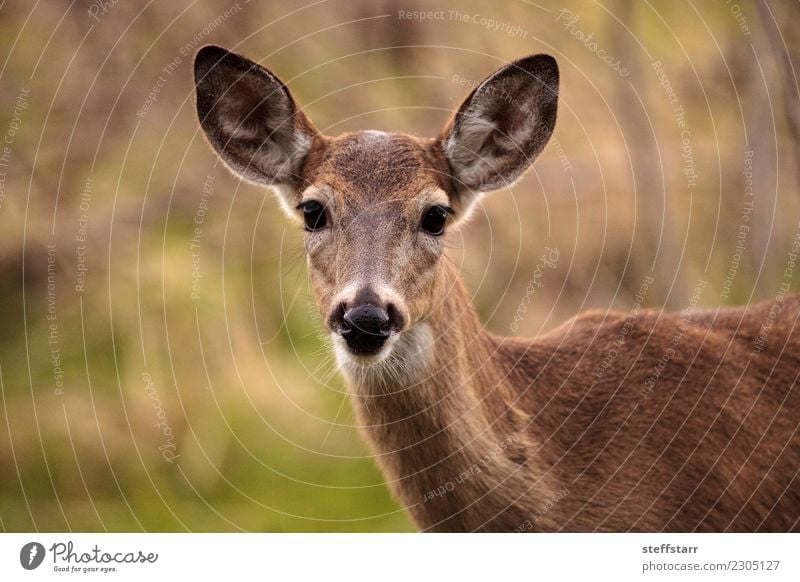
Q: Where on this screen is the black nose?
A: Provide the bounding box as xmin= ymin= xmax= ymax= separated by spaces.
xmin=343 ymin=305 xmax=389 ymax=335
xmin=340 ymin=304 xmax=391 ymax=355
xmin=329 ymin=287 xmax=406 ymax=356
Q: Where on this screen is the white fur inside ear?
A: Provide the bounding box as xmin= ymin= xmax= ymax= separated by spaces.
xmin=210 ymin=125 xmax=312 ymax=187
xmin=444 ymin=108 xmax=497 ymax=188
xmin=276 ymin=130 xmax=313 ymax=182
xmin=255 ymin=129 xmax=312 ymax=185
xmin=204 ymin=67 xmax=315 ymax=185
xmin=445 ymin=103 xmax=537 ymax=193
xmin=442 ymin=56 xmax=559 ymax=193
xmin=442 ymin=111 xmax=492 ymax=225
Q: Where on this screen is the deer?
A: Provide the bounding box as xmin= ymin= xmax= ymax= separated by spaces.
xmin=194 ymin=45 xmax=800 ymax=532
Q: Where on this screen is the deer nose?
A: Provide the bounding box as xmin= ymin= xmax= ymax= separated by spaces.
xmin=331 ymin=297 xmax=404 ymax=356
xmin=340 ymin=304 xmax=391 ymax=356
xmin=342 ymin=304 xmax=390 ymax=337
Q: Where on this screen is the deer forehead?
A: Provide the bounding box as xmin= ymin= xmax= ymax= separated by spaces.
xmin=303 ymin=130 xmax=451 ymax=209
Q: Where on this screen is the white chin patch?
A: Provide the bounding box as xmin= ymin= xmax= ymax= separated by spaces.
xmin=332 ymin=324 xmax=433 ymax=386
xmin=332 ymin=333 xmax=397 ymax=368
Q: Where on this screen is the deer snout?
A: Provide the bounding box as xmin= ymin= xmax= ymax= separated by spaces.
xmin=328 ymin=290 xmax=406 ymax=357
xmin=343 ymin=304 xmax=390 ymax=336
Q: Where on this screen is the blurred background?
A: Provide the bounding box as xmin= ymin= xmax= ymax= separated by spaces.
xmin=0 ymin=0 xmax=798 ymax=531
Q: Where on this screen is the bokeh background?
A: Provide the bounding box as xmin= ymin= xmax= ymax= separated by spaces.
xmin=1 ymin=0 xmax=798 ymax=531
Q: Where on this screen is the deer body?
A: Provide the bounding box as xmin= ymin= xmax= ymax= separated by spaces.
xmin=347 ymin=269 xmax=800 ymax=531
xmin=194 ymin=46 xmax=800 ymax=531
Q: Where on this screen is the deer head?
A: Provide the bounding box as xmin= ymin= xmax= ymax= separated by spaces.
xmin=194 ymin=46 xmax=558 ymax=374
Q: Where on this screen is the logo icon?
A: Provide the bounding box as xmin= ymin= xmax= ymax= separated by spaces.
xmin=20 ymin=542 xmax=45 ymax=570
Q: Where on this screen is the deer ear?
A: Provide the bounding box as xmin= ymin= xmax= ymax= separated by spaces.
xmin=194 ymin=45 xmax=318 ymax=187
xmin=440 ymin=55 xmax=558 ymax=195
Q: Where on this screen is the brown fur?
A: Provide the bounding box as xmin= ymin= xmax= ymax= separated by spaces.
xmin=345 ymin=264 xmax=800 ymax=531
xmin=195 ymin=46 xmax=800 ymax=532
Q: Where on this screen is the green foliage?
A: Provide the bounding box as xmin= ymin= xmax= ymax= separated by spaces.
xmin=1 ymin=0 xmax=798 ymax=532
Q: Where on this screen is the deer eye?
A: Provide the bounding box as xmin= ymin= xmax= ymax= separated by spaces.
xmin=298 ymin=200 xmax=327 ymax=231
xmin=420 ymin=205 xmax=450 ymax=236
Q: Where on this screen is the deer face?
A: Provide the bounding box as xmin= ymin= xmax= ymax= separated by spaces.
xmin=194 ymin=46 xmax=558 ymax=367
xmin=294 ymin=131 xmax=454 ymax=361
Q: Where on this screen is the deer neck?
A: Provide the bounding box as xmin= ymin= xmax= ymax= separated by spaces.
xmin=336 ymin=262 xmax=540 ymax=529
xmin=339 ymin=261 xmax=494 ymax=432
